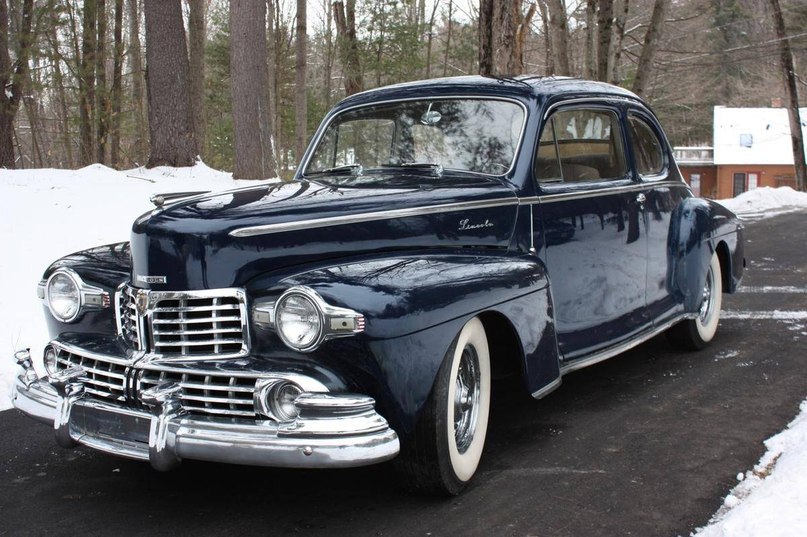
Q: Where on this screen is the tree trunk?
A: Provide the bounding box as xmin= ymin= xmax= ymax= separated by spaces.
xmin=295 ymin=0 xmax=307 ymax=162
xmin=48 ymin=20 xmax=74 ymax=167
xmin=79 ymin=0 xmax=97 ymax=165
xmin=513 ymin=3 xmax=537 ymax=75
xmin=584 ymin=0 xmax=596 ymax=78
xmin=333 ymin=0 xmax=362 ymax=95
xmin=231 ymin=0 xmax=277 ymax=179
xmin=609 ymin=0 xmax=629 ymax=85
xmin=443 ymin=0 xmax=453 ymax=77
xmin=768 ymin=0 xmax=806 ymax=191
xmin=632 ymin=0 xmax=669 ymax=98
xmin=596 ymin=0 xmax=613 ymax=82
xmin=546 ymin=0 xmax=570 ymax=76
xmin=188 ymin=0 xmax=206 ymax=157
xmin=128 ymin=0 xmax=147 ymax=164
xmin=0 ymin=0 xmax=34 ymax=169
xmin=96 ymin=0 xmax=109 ymax=164
xmin=128 ymin=0 xmax=148 ymax=164
xmin=538 ymin=1 xmax=554 ymax=75
xmin=425 ymin=0 xmax=439 ymax=78
xmin=110 ymin=0 xmax=123 ymax=167
xmin=478 ymin=0 xmax=493 ymax=76
xmin=267 ymin=0 xmax=280 ymax=170
xmin=322 ymin=0 xmax=334 ymax=106
xmin=143 ymin=0 xmax=196 ymax=167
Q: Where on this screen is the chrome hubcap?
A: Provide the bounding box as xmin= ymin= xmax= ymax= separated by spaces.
xmin=699 ymin=266 xmax=714 ymax=323
xmin=454 ymin=345 xmax=481 ymax=454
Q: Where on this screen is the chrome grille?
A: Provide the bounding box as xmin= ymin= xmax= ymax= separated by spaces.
xmin=151 ymin=295 xmax=246 ymax=356
xmin=139 ymin=371 xmax=256 ymax=417
xmin=54 ymin=346 xmax=127 ymax=402
xmin=116 ymin=284 xmax=143 ymax=350
xmin=115 ymin=285 xmax=249 ymax=358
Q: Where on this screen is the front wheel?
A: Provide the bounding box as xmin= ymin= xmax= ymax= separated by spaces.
xmin=395 ymin=317 xmax=491 ymax=495
xmin=667 ymin=251 xmax=723 ymax=350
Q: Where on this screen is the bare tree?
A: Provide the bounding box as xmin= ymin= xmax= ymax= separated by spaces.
xmin=479 ymin=0 xmax=535 ymax=76
xmin=96 ymin=0 xmax=109 ymax=163
xmin=295 ymin=0 xmax=307 ymax=162
xmin=609 ymin=0 xmax=629 ymax=85
xmin=596 ymin=0 xmax=613 ymax=82
xmin=231 ymin=0 xmax=277 ymax=179
xmin=128 ymin=0 xmax=147 ymax=164
xmin=110 ymin=0 xmax=123 ymax=166
xmin=79 ymin=0 xmax=97 ymax=165
xmin=0 ymin=0 xmax=34 ymax=168
xmin=333 ymin=0 xmax=362 ymax=95
xmin=585 ymin=0 xmax=596 ymax=79
xmin=188 ymin=0 xmax=206 ymax=157
xmin=143 ymin=0 xmax=196 ymax=167
xmin=632 ymin=0 xmax=669 ymax=98
xmin=546 ymin=0 xmax=570 ymax=76
xmin=768 ymin=0 xmax=806 ymax=191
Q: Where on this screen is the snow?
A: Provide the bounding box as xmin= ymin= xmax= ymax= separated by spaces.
xmin=692 ymin=400 xmax=807 ymax=537
xmin=0 ymin=165 xmax=804 ymax=534
xmin=713 ymin=106 xmax=807 ymax=166
xmin=0 ymin=162 xmax=271 ymax=409
xmin=717 ymin=186 xmax=807 ymax=221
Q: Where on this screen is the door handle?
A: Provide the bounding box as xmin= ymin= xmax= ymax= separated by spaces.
xmin=635 ymin=193 xmax=646 ymax=204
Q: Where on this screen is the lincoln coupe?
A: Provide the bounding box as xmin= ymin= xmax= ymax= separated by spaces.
xmin=12 ymin=76 xmax=744 ymax=495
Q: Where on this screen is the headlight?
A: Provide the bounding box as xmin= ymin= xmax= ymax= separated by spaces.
xmin=275 ymin=290 xmax=323 ymax=352
xmin=45 ymin=270 xmax=82 ymax=322
xmin=256 ymin=286 xmax=366 ymax=353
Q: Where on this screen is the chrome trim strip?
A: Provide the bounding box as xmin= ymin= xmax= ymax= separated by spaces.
xmin=560 ymin=314 xmax=694 ymax=375
xmin=520 ymin=180 xmax=686 ymax=205
xmin=299 ymin=94 xmax=529 ymax=180
xmin=52 ymin=339 xmax=134 ymax=367
xmin=229 ymin=197 xmax=519 ymax=238
xmin=542 ymin=96 xmax=641 ymax=120
xmin=531 ymin=377 xmax=561 ymax=400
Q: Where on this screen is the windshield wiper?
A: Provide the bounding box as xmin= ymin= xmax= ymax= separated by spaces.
xmin=305 ymin=164 xmax=363 ymax=177
xmin=379 ymin=162 xmax=444 ymax=177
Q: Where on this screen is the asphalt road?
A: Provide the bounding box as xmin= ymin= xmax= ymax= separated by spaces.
xmin=2 ymin=211 xmax=806 ymax=537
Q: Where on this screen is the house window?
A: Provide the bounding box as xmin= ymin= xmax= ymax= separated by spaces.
xmin=690 ymin=173 xmax=701 ymax=196
xmin=739 ymin=134 xmax=753 ymax=148
xmin=748 ymin=172 xmax=759 ymax=190
xmin=775 ymin=174 xmax=796 ymax=188
xmin=733 ymin=173 xmax=746 ymax=196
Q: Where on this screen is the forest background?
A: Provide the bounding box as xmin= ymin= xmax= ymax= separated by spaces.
xmin=0 ymin=0 xmax=805 ymax=181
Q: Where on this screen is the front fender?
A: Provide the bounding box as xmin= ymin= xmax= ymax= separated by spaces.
xmin=251 ymin=253 xmax=559 ymax=437
xmin=668 ymin=199 xmax=743 ymax=311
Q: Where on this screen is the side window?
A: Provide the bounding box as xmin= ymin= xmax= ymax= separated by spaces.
xmin=535 ymin=108 xmax=627 ymax=183
xmin=628 ymin=115 xmax=665 ymax=176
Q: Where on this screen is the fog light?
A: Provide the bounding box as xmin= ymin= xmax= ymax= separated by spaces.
xmin=43 ymin=346 xmax=58 ymax=377
xmin=269 ymin=382 xmax=302 ymax=422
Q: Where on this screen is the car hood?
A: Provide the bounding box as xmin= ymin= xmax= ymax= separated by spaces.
xmin=130 ymin=178 xmax=519 ymax=290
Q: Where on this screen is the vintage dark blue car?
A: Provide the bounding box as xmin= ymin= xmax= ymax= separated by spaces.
xmin=12 ymin=76 xmax=744 ymax=495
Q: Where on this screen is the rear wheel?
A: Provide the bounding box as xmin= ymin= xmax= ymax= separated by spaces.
xmin=667 ymin=251 xmax=723 ymax=350
xmin=395 ymin=317 xmax=491 ymax=495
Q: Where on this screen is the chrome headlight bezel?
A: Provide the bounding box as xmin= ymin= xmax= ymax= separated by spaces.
xmin=41 ymin=268 xmax=110 ymax=324
xmin=44 ymin=269 xmax=83 ymax=323
xmin=253 ymin=286 xmax=366 ymax=353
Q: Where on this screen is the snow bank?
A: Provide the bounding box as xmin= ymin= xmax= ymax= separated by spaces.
xmin=717 ymin=186 xmax=807 ymax=221
xmin=692 ymin=399 xmax=807 ymax=537
xmin=0 ymin=162 xmax=273 ymax=409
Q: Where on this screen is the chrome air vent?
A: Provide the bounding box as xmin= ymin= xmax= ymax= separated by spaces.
xmin=115 ymin=285 xmax=250 ymax=358
xmin=53 ymin=344 xmax=128 ymax=402
xmin=138 ymin=370 xmax=256 ymax=417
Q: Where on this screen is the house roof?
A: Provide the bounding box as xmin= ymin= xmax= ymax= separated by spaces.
xmin=713 ymin=106 xmax=807 ymax=165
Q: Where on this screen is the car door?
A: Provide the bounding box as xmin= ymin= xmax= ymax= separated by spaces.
xmin=533 ymin=103 xmax=650 ymax=360
xmin=625 ymin=108 xmax=691 ymax=325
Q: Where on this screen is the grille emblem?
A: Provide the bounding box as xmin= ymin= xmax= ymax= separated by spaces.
xmin=135 ymin=289 xmax=149 ymax=316
xmin=136 ymin=274 xmax=167 ymax=284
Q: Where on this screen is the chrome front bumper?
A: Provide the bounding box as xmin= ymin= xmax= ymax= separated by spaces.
xmin=11 ymin=353 xmax=400 ymax=470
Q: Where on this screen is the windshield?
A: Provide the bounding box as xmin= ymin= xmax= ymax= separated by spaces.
xmin=304 ymin=98 xmax=525 ymax=182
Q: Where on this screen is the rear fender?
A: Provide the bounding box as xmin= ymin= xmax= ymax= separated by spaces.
xmin=668 ymin=199 xmax=743 ymax=312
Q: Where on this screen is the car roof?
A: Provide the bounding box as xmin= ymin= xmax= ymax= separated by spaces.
xmin=335 ymin=75 xmax=642 ymax=110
